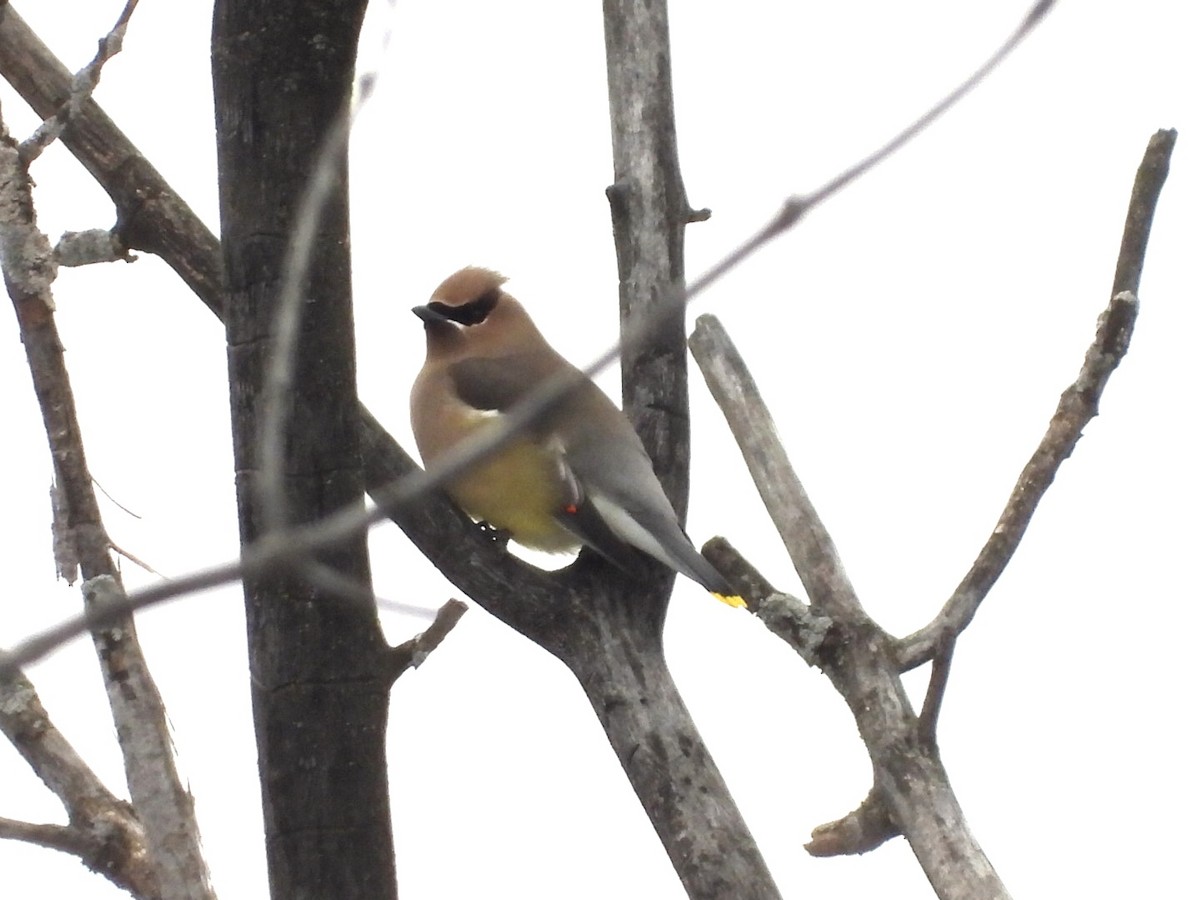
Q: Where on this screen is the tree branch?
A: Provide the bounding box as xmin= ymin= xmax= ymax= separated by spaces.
xmin=691 ymin=315 xmax=1011 ymax=898
xmin=702 ymin=537 xmax=831 ymax=667
xmin=896 ymin=129 xmax=1175 ymax=670
xmin=18 ymin=0 xmax=140 ymax=162
xmin=2 ymin=121 xmax=213 ymax=900
xmin=0 ymin=817 xmax=86 ymax=856
xmin=691 ymin=318 xmax=863 ymax=620
xmin=386 ymin=599 xmax=468 ymax=683
xmin=691 ymin=129 xmax=1174 ymax=898
xmin=0 ymin=669 xmax=157 ymax=898
xmin=0 ymin=4 xmax=224 ymax=314
xmin=917 ymin=636 xmax=956 ymax=746
xmin=805 ymin=788 xmax=896 ymax=857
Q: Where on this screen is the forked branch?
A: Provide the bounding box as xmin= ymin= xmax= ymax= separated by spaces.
xmin=691 ymin=129 xmax=1174 ymax=898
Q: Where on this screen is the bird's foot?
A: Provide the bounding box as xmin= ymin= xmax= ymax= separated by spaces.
xmin=476 ymin=521 xmax=512 ymax=546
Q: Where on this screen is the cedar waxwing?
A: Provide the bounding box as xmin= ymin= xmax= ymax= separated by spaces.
xmin=410 ymin=266 xmax=744 ymax=607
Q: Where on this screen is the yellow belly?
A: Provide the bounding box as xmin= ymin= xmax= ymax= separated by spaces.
xmin=445 ymin=437 xmax=580 ymax=552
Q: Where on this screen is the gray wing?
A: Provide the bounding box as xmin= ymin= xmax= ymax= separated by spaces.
xmin=562 ymin=417 xmax=734 ymax=595
xmin=446 ymin=355 xmax=542 ymax=412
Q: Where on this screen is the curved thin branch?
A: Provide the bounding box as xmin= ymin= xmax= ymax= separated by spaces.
xmin=896 ymin=128 xmax=1175 ymax=669
xmin=0 ymin=0 xmax=1058 ymax=673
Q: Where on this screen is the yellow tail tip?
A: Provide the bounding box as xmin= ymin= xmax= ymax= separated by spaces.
xmin=713 ymin=592 xmax=747 ymax=609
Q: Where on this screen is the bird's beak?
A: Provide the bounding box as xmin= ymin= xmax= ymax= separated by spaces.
xmin=412 ymin=304 xmax=449 ymax=324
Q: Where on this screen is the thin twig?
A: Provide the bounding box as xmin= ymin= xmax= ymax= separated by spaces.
xmin=0 ymin=818 xmax=85 ymax=855
xmin=679 ymin=0 xmax=1057 ymax=304
xmin=895 ymin=130 xmax=1175 ymax=670
xmin=917 ymin=635 xmax=956 ymax=746
xmin=91 ymin=475 xmax=143 ymax=519
xmin=109 ymin=541 xmax=164 ymax=578
xmin=19 ymin=0 xmax=140 ymax=163
xmin=386 ymin=599 xmax=468 ymax=682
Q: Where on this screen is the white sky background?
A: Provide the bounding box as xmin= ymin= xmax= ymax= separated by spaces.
xmin=2 ymin=1 xmax=1197 ymax=898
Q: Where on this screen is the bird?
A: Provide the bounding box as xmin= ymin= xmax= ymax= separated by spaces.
xmin=410 ymin=266 xmax=744 ymax=608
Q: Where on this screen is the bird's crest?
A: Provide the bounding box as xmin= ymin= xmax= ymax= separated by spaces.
xmin=431 ymin=266 xmax=508 ymax=307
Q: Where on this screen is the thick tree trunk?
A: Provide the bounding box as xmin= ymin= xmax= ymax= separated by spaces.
xmin=211 ymin=3 xmax=397 ymax=900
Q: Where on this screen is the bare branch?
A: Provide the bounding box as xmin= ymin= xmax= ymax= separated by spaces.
xmin=806 ymin=789 xmax=896 ymax=857
xmin=896 ymin=292 xmax=1140 ymax=666
xmin=690 ymin=126 xmax=1172 ymax=898
xmin=897 ymin=130 xmax=1174 ymax=670
xmin=0 ymin=670 xmax=126 ymax=823
xmin=1 ymin=129 xmax=213 ymax=899
xmin=691 ymin=316 xmax=861 ymax=620
xmin=0 ymin=669 xmax=157 ymax=898
xmin=2 ymin=557 xmax=244 ymax=676
xmin=0 ymin=7 xmax=225 ymax=314
xmin=678 ymin=0 xmax=1057 ymax=304
xmin=18 ymin=0 xmax=140 ymax=163
xmin=108 ymin=540 xmax=166 ymax=579
xmin=703 ymin=537 xmax=831 ymax=667
xmin=689 ymin=312 xmax=1011 ymax=895
xmin=917 ymin=636 xmax=956 ymax=746
xmin=83 ymin=577 xmax=214 ymax=900
xmin=0 ymin=817 xmax=86 ymax=855
xmin=1110 ymin=129 xmax=1177 ymax=298
xmin=386 ymin=599 xmax=468 ymax=682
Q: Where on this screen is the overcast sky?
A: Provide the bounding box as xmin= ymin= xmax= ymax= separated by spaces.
xmin=3 ymin=1 xmax=1197 ymax=898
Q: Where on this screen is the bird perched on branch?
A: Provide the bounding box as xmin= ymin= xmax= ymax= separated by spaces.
xmin=410 ymin=266 xmax=744 ymax=608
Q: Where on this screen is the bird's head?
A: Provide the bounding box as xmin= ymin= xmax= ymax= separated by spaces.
xmin=414 ymin=267 xmax=544 ymax=358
